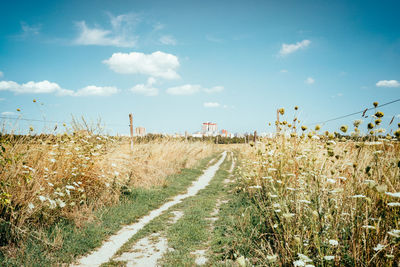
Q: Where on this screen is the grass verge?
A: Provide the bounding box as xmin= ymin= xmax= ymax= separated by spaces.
xmin=0 ymin=153 xmax=218 ymax=266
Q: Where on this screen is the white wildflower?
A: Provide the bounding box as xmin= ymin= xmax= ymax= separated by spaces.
xmin=387 ymin=230 xmax=400 ymax=238
xmin=249 ymin=185 xmax=262 ymax=189
xmin=298 ymin=253 xmax=312 ymax=263
xmin=299 ymin=200 xmax=311 ymax=204
xmin=283 ymin=213 xmax=295 ymax=218
xmin=48 ymin=182 xmax=54 ymax=187
xmin=65 ymin=185 xmax=75 ymax=190
xmin=351 ymin=194 xmax=366 ymax=198
xmin=329 ymin=239 xmax=339 ymax=246
xmin=385 ymin=192 xmax=400 ymax=198
xmin=49 ymin=158 xmax=56 ymax=163
xmin=293 ymin=260 xmax=306 ymax=266
xmin=387 ymin=202 xmax=400 ymax=207
xmin=373 ymin=244 xmax=385 ymax=251
xmin=38 ymin=195 xmax=46 ymax=202
xmin=324 ymin=256 xmax=334 ymax=260
xmin=28 ymin=203 xmax=35 ymax=210
xmin=362 ymin=225 xmax=376 ymax=230
xmin=327 ymin=179 xmax=336 ymax=184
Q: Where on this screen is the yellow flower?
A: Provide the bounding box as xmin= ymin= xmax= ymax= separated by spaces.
xmin=375 ymin=111 xmax=384 ymax=118
xmin=294 ymin=106 xmax=299 ymax=110
xmin=373 ymin=101 xmax=378 ymax=107
xmin=16 ymin=108 xmax=21 ymax=112
xmin=301 ymin=125 xmax=307 ymax=131
xmin=33 ymin=99 xmax=37 ymax=103
xmin=367 ymin=123 xmax=374 ymax=130
xmin=278 ymin=108 xmax=285 ymax=115
xmin=315 ymin=124 xmax=321 ymax=131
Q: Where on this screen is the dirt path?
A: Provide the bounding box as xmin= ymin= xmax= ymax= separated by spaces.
xmin=71 ymin=151 xmax=227 ymax=267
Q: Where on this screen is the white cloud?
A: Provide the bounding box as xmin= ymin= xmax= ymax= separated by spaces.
xmin=204 ymin=102 xmax=220 ymax=108
xmin=160 ymin=35 xmax=177 ymax=45
xmin=74 ymin=13 xmax=138 ymax=47
xmin=1 ymin=111 xmax=16 ymax=116
xmin=0 ymin=80 xmax=74 ymax=95
xmin=130 ymin=77 xmax=158 ymax=96
xmin=204 ymin=86 xmax=224 ymax=94
xmin=280 ymin=69 xmax=288 ymax=73
xmin=103 ymin=51 xmax=180 ymax=80
xmin=0 ymin=98 xmax=5 ymax=101
xmin=279 ymin=39 xmax=311 ymax=56
xmin=0 ymin=80 xmax=118 ymax=96
xmin=0 ymin=71 xmax=3 ymax=78
xmin=74 ymin=85 xmax=118 ymax=96
xmin=166 ymin=84 xmax=201 ymax=95
xmin=376 ymin=80 xmax=400 ymax=88
xmin=305 ymin=77 xmax=315 ymax=84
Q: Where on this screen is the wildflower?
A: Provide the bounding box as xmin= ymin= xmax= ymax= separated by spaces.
xmin=49 ymin=158 xmax=56 ymax=163
xmin=65 ymin=185 xmax=75 ymax=190
xmin=266 ymin=255 xmax=277 ymax=262
xmin=373 ymin=101 xmax=378 ymax=107
xmin=324 ymin=256 xmax=335 ymax=261
xmin=279 ymin=108 xmax=285 ymax=115
xmin=375 ymin=111 xmax=384 ymax=118
xmin=236 ymin=256 xmax=246 ymax=267
xmin=387 ymin=202 xmax=400 ymax=207
xmin=362 ymin=225 xmax=376 ymax=230
xmin=33 ymin=99 xmax=36 ymax=103
xmin=373 ymin=244 xmax=385 ymax=251
xmin=394 ymin=129 xmax=400 ymax=140
xmin=327 ymin=179 xmax=336 ymax=184
xmin=48 ymin=182 xmax=54 ymax=187
xmin=385 ymin=192 xmax=400 ymax=198
xmin=29 ymin=126 xmax=34 ymax=132
xmin=351 ymin=194 xmax=366 ymax=198
xmin=249 ymin=185 xmax=262 ymax=189
xmin=293 ymin=260 xmax=306 ymax=266
xmin=311 ymin=135 xmax=320 ymax=140
xmin=298 ymin=253 xmax=312 ymax=263
xmin=56 ymin=199 xmax=66 ymax=208
xmin=38 ymin=195 xmax=46 ymax=202
xmin=315 ymin=124 xmax=321 ymax=131
xmin=387 ymin=229 xmax=400 ymax=238
xmin=268 ymin=168 xmax=277 ymax=172
xmin=28 ymin=203 xmax=35 ymax=210
xmin=17 ymin=108 xmax=21 ymax=112
xmin=299 ymin=200 xmax=311 ymax=204
xmin=295 ymin=106 xmax=299 ymax=110
xmin=340 ymin=125 xmax=348 ymax=133
xmin=301 ymin=125 xmax=307 ymax=131
xmin=329 ymin=239 xmax=339 ymax=246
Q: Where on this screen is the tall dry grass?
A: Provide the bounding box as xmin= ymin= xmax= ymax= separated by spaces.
xmin=0 ymin=128 xmax=217 ymax=247
xmin=235 ymin=108 xmax=400 ymax=266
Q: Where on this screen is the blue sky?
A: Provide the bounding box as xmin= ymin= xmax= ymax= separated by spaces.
xmin=0 ymin=0 xmax=399 ymax=135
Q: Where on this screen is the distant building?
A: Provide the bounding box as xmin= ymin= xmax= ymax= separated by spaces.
xmin=135 ymin=127 xmax=146 ymax=136
xmin=202 ymin=122 xmax=218 ymax=136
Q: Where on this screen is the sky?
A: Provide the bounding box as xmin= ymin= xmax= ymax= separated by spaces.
xmin=0 ymin=0 xmax=399 ymax=135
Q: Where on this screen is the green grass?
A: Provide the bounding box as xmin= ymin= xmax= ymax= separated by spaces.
xmin=105 ymin=152 xmax=234 ymax=266
xmin=0 ymin=153 xmax=219 ymax=267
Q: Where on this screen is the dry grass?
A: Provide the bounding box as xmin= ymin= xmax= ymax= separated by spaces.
xmin=235 ymin=110 xmax=400 ymax=266
xmin=0 ymin=130 xmax=217 ymax=246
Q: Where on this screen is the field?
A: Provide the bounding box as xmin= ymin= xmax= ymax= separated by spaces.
xmin=1 ymin=108 xmax=400 ymax=266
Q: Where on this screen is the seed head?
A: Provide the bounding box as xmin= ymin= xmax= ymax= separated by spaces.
xmin=278 ymin=108 xmax=285 ymax=115
xmin=301 ymin=125 xmax=307 ymax=131
xmin=375 ymin=111 xmax=384 ymax=118
xmin=294 ymin=106 xmax=299 ymax=110
xmin=375 ymin=119 xmax=381 ymax=125
xmin=17 ymin=108 xmax=21 ymax=112
xmin=340 ymin=125 xmax=348 ymax=133
xmin=33 ymin=99 xmax=36 ymax=103
xmin=315 ymin=124 xmax=321 ymax=131
xmin=367 ymin=122 xmax=374 ymax=130
xmin=373 ymin=102 xmax=378 ymax=107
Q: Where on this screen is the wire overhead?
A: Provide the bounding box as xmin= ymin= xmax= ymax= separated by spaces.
xmin=308 ymin=98 xmax=400 ymax=126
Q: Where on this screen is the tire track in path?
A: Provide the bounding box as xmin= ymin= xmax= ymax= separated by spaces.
xmin=71 ymin=151 xmax=227 ymax=267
